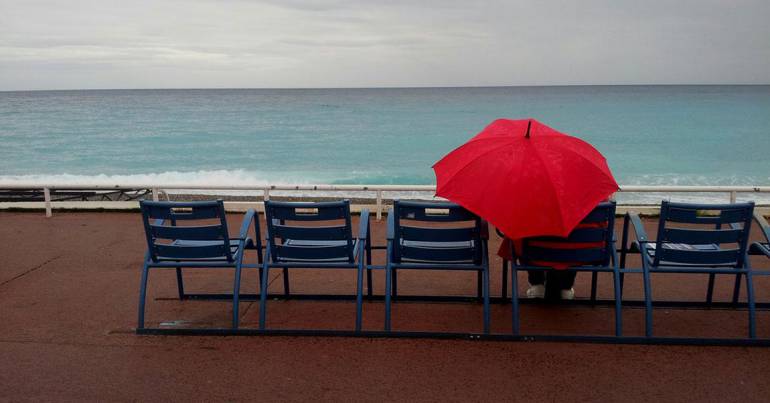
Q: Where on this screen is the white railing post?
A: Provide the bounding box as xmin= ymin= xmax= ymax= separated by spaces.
xmin=151 ymin=187 xmax=159 ymax=201
xmin=43 ymin=187 xmax=52 ymax=217
xmin=730 ymin=191 xmax=737 ymax=203
xmin=376 ymin=190 xmax=383 ymax=221
xmin=263 ymin=187 xmax=270 ymax=201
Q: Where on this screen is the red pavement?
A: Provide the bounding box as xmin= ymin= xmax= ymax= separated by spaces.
xmin=2 ymin=211 xmax=770 ymax=401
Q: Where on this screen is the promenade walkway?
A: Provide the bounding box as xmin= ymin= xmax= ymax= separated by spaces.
xmin=2 ymin=211 xmax=770 ymax=401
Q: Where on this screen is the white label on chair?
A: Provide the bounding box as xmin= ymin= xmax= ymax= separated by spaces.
xmin=697 ymin=210 xmax=722 ymax=217
xmin=170 ymin=207 xmax=193 ymax=214
xmin=425 ymin=208 xmax=450 ymax=215
xmin=159 ymin=320 xmax=190 ymax=327
xmin=296 ymin=208 xmax=319 ymax=215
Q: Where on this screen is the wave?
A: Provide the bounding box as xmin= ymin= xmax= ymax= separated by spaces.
xmin=0 ymin=170 xmax=317 ymax=187
xmin=620 ymin=173 xmax=770 ymax=187
xmin=0 ymin=170 xmax=439 ymax=200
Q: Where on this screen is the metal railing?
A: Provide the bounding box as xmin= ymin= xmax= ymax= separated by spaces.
xmin=1 ymin=183 xmax=769 ymax=218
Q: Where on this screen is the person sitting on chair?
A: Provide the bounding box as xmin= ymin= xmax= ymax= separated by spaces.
xmin=498 ymin=219 xmax=607 ymax=300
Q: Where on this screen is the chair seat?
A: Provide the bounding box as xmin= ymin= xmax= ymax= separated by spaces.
xmin=401 ymin=240 xmax=475 ymax=249
xmin=274 ymin=239 xmax=360 ymax=263
xmin=643 ymin=242 xmax=736 ymax=267
xmin=398 ymin=239 xmax=476 ymax=264
xmin=645 ymin=242 xmax=719 ymax=254
xmin=154 ymin=238 xmax=252 ymax=262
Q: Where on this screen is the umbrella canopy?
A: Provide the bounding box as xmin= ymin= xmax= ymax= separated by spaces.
xmin=433 ymin=118 xmax=618 ymax=240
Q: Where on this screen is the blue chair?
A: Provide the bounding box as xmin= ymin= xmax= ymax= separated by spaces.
xmin=621 ymin=201 xmax=756 ymax=338
xmin=137 ymin=200 xmax=261 ymax=330
xmin=259 ymin=200 xmax=370 ymax=332
xmin=385 ymin=200 xmax=490 ymax=333
xmin=505 ymin=202 xmax=621 ymax=336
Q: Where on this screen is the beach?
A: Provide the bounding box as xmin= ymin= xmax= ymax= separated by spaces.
xmin=3 ymin=211 xmax=770 ymax=401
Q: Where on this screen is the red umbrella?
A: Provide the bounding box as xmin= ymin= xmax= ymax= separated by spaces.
xmin=433 ymin=118 xmax=618 ymax=240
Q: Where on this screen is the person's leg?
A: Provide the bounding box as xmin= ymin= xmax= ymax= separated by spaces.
xmin=526 ymin=270 xmax=546 ymax=298
xmin=560 ymin=271 xmax=577 ymax=289
xmin=528 ymin=270 xmax=545 ymax=285
xmin=556 ymin=270 xmax=577 ymax=300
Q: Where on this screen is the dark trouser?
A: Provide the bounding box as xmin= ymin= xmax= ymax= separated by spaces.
xmin=528 ymin=270 xmax=576 ymax=290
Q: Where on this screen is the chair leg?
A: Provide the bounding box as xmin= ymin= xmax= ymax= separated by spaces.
xmin=612 ymin=268 xmax=623 ymax=337
xmin=706 ymin=273 xmax=716 ymax=304
xmin=618 ymin=236 xmax=627 ymax=301
xmin=385 ymin=263 xmax=392 ymax=331
xmin=366 ymin=242 xmax=373 ymax=298
xmin=746 ymin=270 xmax=757 ymax=339
xmin=259 ymin=265 xmax=271 ymax=330
xmin=642 ymin=267 xmax=653 ymax=337
xmin=477 ymin=270 xmax=483 ymax=301
xmin=137 ymin=264 xmax=150 ymax=330
xmin=392 ymin=269 xmax=398 ymax=299
xmin=501 ymin=259 xmax=508 ymax=300
xmin=366 ymin=268 xmax=373 ymax=298
xmin=232 ymin=262 xmax=243 ymax=329
xmin=355 ymin=263 xmax=364 ymax=332
xmin=590 ymin=271 xmax=598 ymax=302
xmin=282 ymin=267 xmax=290 ymax=297
xmin=511 ymin=266 xmax=520 ymax=335
xmin=732 ymin=273 xmax=743 ymax=305
xmin=482 ymin=267 xmax=490 ymax=334
xmin=619 ymin=272 xmax=625 ymax=299
xmin=620 ymin=247 xmax=627 ymax=269
xmin=175 ymin=267 xmax=185 ymax=300
xmin=258 ymin=268 xmax=264 ymax=297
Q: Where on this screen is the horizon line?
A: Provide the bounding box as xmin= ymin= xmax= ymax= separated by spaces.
xmin=2 ymin=83 xmax=770 ymax=93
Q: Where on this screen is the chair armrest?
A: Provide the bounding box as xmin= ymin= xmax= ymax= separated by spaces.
xmin=626 ymin=212 xmax=649 ymax=244
xmin=754 ymin=212 xmax=770 ymax=243
xmin=238 ymin=209 xmax=257 ymax=241
xmin=238 ymin=209 xmax=263 ymax=262
xmin=479 ymin=220 xmax=490 ymax=240
xmin=620 ymin=212 xmax=650 ymax=268
xmin=750 ymin=242 xmax=770 ymax=258
xmin=386 ymin=208 xmax=395 ymax=240
xmin=358 ymin=209 xmax=370 ymax=240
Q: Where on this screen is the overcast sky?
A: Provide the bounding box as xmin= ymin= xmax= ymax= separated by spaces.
xmin=1 ymin=0 xmax=769 ymax=90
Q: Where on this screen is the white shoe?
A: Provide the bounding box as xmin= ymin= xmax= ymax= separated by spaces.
xmin=526 ymin=284 xmax=546 ymax=299
xmin=560 ymin=288 xmax=575 ymax=300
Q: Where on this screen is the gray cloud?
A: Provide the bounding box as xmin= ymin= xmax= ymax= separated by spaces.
xmin=0 ymin=0 xmax=768 ymax=90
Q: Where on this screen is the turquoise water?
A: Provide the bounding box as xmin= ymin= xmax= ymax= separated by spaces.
xmin=1 ymin=86 xmax=769 ymax=190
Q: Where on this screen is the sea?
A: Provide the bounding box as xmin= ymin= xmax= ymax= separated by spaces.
xmin=1 ymin=85 xmax=769 ymax=203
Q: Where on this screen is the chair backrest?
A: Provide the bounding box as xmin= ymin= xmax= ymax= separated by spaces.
xmin=140 ymin=200 xmax=232 ymax=262
xmin=519 ymin=201 xmax=617 ymax=267
xmin=264 ymin=200 xmax=354 ymax=263
xmin=391 ymin=200 xmax=484 ymax=264
xmin=653 ymin=201 xmax=754 ymax=267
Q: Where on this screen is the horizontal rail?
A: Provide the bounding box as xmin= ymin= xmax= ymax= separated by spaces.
xmin=2 ymin=183 xmax=770 ymax=192
xmin=0 ymin=183 xmax=437 ymax=191
xmin=2 ymin=183 xmax=770 ymax=218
